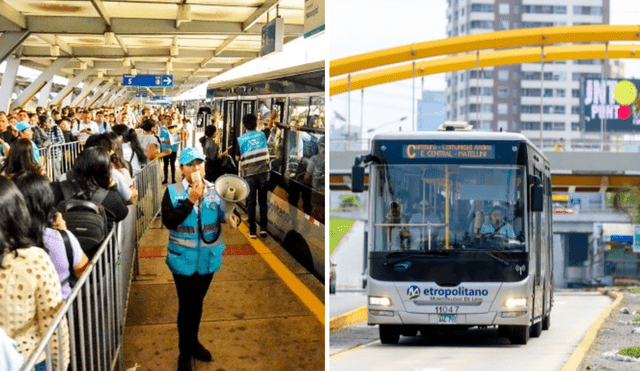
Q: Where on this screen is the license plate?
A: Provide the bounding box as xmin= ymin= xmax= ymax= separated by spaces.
xmin=438 ymin=314 xmax=457 ymax=324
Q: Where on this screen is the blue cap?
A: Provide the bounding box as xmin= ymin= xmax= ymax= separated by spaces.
xmin=15 ymin=122 xmax=33 ymax=132
xmin=179 ymin=147 xmax=205 ymax=165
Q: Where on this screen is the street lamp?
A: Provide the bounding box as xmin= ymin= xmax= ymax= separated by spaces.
xmin=367 ymin=116 xmax=408 ymax=135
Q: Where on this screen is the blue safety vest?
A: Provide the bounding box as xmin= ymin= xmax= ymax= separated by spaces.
xmin=237 ymin=130 xmax=269 ymax=177
xmin=166 ymin=181 xmax=226 ymax=276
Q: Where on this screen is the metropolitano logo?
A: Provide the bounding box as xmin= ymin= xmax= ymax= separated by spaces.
xmin=407 ymin=285 xmax=420 ymax=300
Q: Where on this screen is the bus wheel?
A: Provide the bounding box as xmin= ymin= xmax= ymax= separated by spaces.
xmin=508 ymin=325 xmax=529 ymax=345
xmin=379 ymin=325 xmax=400 ymax=344
xmin=542 ymin=313 xmax=551 ymax=331
xmin=530 ymin=320 xmax=542 ymax=338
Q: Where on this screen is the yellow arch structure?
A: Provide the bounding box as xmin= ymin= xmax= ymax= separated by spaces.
xmin=330 ymin=25 xmax=640 ymax=77
xmin=330 ymin=43 xmax=640 ymax=96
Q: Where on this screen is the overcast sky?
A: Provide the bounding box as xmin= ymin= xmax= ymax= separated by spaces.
xmin=329 ymin=0 xmax=640 ymax=140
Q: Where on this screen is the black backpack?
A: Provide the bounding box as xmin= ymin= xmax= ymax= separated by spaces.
xmin=57 ymin=181 xmax=109 ymax=258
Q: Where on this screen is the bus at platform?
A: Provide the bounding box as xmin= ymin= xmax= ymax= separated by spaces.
xmin=200 ymin=35 xmax=325 ymax=280
xmin=351 ymin=124 xmax=553 ymax=345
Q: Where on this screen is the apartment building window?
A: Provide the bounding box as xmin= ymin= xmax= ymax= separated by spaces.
xmin=469 ymin=70 xmax=493 ymax=79
xmin=522 ymin=88 xmax=541 ymax=97
xmin=521 ymin=105 xmax=541 ymax=114
xmin=469 ymin=87 xmax=492 ymax=96
xmin=499 ymin=20 xmax=510 ymax=30
xmin=499 ymin=3 xmax=510 ymax=14
xmin=574 ymin=6 xmax=601 ymax=15
xmin=460 ymin=72 xmax=465 ymax=82
xmin=469 ymin=104 xmax=492 ymax=113
xmin=512 ymin=105 xmax=519 ymax=113
xmin=454 ymin=11 xmax=458 ymax=21
xmin=480 ymin=122 xmax=492 ymax=131
xmin=542 ymin=105 xmax=565 ymax=114
xmin=575 ymin=59 xmax=598 ymax=65
xmin=555 ymin=89 xmax=566 ymax=97
xmin=543 ymin=122 xmax=553 ymax=131
xmin=471 ymin=20 xmax=493 ymax=29
xmin=452 ymin=92 xmax=458 ymax=102
xmin=513 ymin=5 xmax=519 ymax=14
xmin=572 ymin=89 xmax=581 ymax=98
xmin=551 ymin=72 xmax=567 ymax=81
xmin=572 ymin=122 xmax=581 ymax=131
xmin=461 ymin=24 xmax=465 ymax=33
xmin=573 ymin=73 xmax=600 ymax=81
xmin=571 ymin=106 xmax=580 ymax=114
xmin=522 ymin=22 xmax=554 ymax=28
xmin=521 ymin=122 xmax=540 ymax=130
xmin=523 ymin=72 xmax=541 ymax=80
xmin=461 ymin=8 xmax=465 ymax=16
xmin=498 ymin=87 xmax=509 ymax=98
xmin=497 ymin=120 xmax=508 ymax=131
xmin=544 ymin=89 xmax=553 ymax=97
xmin=523 ymin=5 xmax=566 ymax=14
xmin=460 ymin=106 xmax=467 ymax=115
xmin=498 ymin=104 xmax=508 ymax=114
xmin=471 ymin=4 xmax=493 ymax=12
xmin=460 ymin=89 xmax=465 ymax=98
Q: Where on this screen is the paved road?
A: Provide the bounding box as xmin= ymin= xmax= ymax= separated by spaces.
xmin=330 ymin=291 xmax=367 ymax=317
xmin=330 ymin=291 xmax=612 ymax=371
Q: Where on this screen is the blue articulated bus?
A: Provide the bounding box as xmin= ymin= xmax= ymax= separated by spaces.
xmin=351 ymin=127 xmax=553 ymax=345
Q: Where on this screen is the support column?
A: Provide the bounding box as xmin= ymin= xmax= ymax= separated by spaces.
xmin=10 ymin=57 xmax=71 ymax=110
xmin=37 ymin=79 xmax=54 ymax=108
xmin=0 ymin=31 xmax=29 ymax=64
xmin=0 ymin=55 xmax=20 ymax=112
xmin=107 ymin=88 xmax=128 ymax=106
xmin=95 ymin=86 xmax=119 ymax=107
xmin=50 ymin=68 xmax=96 ymax=107
xmin=70 ymin=78 xmax=106 ymax=108
xmin=87 ymin=80 xmax=115 ymax=108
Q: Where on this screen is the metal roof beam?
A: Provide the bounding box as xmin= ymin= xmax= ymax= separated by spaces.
xmin=214 ymin=36 xmax=237 ymax=57
xmin=50 ymin=68 xmax=97 ymax=107
xmin=94 ymin=85 xmax=119 ymax=107
xmin=0 ymin=56 xmax=21 ymax=112
xmin=34 ymin=35 xmax=73 ymax=56
xmin=19 ymin=46 xmax=258 ymax=59
xmin=26 ymin=16 xmax=303 ymax=36
xmin=242 ymin=0 xmax=280 ymax=31
xmin=90 ymin=0 xmax=111 ymax=27
xmin=87 ymin=80 xmax=114 ymax=108
xmin=71 ymin=78 xmax=106 ymax=107
xmin=0 ymin=31 xmax=29 ymax=64
xmin=11 ymin=57 xmax=71 ymax=110
xmin=0 ymin=1 xmax=26 ymax=29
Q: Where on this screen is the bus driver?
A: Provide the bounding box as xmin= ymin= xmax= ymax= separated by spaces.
xmin=480 ymin=206 xmax=516 ymax=239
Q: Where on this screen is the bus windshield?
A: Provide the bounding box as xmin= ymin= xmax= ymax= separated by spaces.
xmin=371 ymin=164 xmax=526 ymax=252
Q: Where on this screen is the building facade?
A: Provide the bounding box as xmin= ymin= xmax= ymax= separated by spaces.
xmin=417 ymin=90 xmax=447 ymax=131
xmin=444 ymin=0 xmax=611 ymax=142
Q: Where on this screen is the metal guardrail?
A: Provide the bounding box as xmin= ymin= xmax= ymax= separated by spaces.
xmin=19 ymin=158 xmax=164 ymax=371
xmin=41 ymin=142 xmax=84 ymax=182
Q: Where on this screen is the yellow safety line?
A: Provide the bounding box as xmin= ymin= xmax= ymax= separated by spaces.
xmin=560 ymin=290 xmax=624 ymax=371
xmin=330 ymin=306 xmax=367 ymax=332
xmin=239 ymin=223 xmax=325 ymax=326
xmin=329 ymin=340 xmax=380 ymax=361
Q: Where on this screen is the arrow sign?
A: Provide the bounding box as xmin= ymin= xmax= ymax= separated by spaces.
xmin=135 ymin=92 xmax=148 ymax=98
xmin=123 ymin=74 xmax=173 ymax=88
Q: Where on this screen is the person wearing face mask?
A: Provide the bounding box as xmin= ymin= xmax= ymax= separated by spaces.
xmin=480 ymin=205 xmax=516 ymax=238
xmin=161 ymin=147 xmax=240 ymax=371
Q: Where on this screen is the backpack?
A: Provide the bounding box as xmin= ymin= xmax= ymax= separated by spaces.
xmin=57 ymin=181 xmax=109 ymax=258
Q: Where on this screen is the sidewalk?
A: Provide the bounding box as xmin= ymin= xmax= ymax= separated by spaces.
xmin=123 ymin=215 xmax=325 ymax=371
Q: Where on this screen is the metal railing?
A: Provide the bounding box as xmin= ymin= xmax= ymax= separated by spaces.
xmin=19 ymin=158 xmax=164 ymax=371
xmin=41 ymin=142 xmax=84 ymax=181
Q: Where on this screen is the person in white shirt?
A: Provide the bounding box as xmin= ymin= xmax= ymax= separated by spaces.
xmin=480 ymin=206 xmax=516 ymax=239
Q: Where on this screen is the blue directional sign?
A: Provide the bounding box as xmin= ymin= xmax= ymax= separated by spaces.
xmin=135 ymin=92 xmax=148 ymax=98
xmin=151 ymin=95 xmax=164 ymax=101
xmin=123 ymin=74 xmax=173 ymax=88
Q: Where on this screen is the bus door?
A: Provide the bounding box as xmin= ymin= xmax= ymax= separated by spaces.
xmin=223 ymin=100 xmax=236 ymax=151
xmin=531 ymin=167 xmax=544 ymax=318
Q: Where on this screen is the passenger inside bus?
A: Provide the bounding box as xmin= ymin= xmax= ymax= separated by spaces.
xmin=408 ymin=199 xmax=444 ymax=250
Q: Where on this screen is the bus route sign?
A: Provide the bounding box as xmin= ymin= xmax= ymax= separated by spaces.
xmin=123 ymin=74 xmax=173 ymax=88
xmin=402 ymin=144 xmax=495 ymax=159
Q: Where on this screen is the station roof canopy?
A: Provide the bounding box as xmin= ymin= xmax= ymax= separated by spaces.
xmin=0 ymin=0 xmax=306 ymax=97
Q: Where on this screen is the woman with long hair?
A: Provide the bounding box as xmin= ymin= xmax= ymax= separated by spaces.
xmin=0 ymin=176 xmax=70 ymax=371
xmin=112 ymin=124 xmax=148 ymax=174
xmin=51 ymin=146 xmax=128 ymax=226
xmin=199 ymin=125 xmax=230 ymax=183
xmin=0 ymin=138 xmax=45 ymax=177
xmin=13 ymin=172 xmax=89 ymax=300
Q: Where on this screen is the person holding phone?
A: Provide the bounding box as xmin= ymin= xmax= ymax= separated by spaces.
xmin=161 ymin=147 xmax=240 ymax=371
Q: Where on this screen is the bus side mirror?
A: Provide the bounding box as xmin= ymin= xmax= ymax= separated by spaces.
xmin=352 ymin=163 xmax=365 ymax=193
xmin=530 ymin=175 xmax=543 ymax=212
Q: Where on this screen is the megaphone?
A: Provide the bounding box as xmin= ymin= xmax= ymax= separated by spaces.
xmin=214 ymin=174 xmax=250 ymax=213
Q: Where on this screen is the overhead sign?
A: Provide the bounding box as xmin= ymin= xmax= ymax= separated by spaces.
xmin=402 ymin=144 xmax=496 ymax=159
xmin=135 ymin=92 xmax=148 ymax=98
xmin=304 ymin=0 xmax=325 ymax=38
xmin=151 ymin=96 xmax=172 ymax=101
xmin=123 ymin=74 xmax=173 ymax=88
xmin=260 ymin=17 xmax=283 ymax=56
xmin=583 ymin=78 xmax=640 ymax=132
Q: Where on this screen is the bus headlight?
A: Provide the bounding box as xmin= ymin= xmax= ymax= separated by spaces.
xmin=504 ymin=298 xmax=527 ymax=307
xmin=369 ymin=296 xmax=392 ymax=306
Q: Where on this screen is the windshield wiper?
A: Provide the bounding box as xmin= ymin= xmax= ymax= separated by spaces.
xmin=481 ymin=250 xmax=509 ymax=267
xmin=382 ymin=250 xmax=448 ymax=266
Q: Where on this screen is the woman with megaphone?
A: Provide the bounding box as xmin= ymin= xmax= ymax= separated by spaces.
xmin=161 ymin=147 xmax=241 ymax=371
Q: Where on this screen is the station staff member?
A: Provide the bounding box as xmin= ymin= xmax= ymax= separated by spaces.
xmin=235 ymin=114 xmax=270 ymax=239
xmin=161 ymin=147 xmax=240 ymax=371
